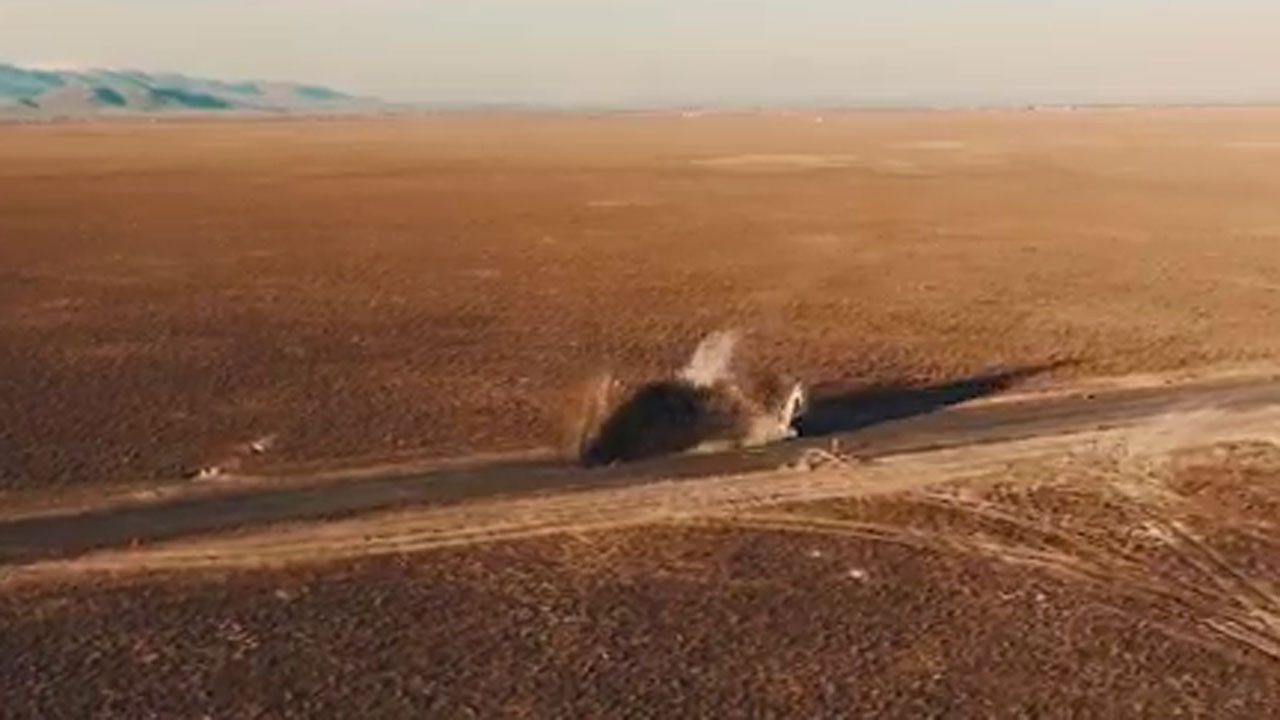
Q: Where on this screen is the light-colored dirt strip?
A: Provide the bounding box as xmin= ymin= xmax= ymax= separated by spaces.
xmin=6 ymin=404 xmax=1278 ymax=587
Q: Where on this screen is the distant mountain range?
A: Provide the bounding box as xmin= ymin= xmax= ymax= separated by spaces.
xmin=0 ymin=63 xmax=392 ymax=116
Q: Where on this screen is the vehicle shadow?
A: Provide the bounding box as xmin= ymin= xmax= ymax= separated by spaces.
xmin=794 ymin=361 xmax=1074 ymax=438
xmin=580 ymin=380 xmax=723 ymax=467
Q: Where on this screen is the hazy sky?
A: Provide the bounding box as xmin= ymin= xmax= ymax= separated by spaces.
xmin=3 ymin=0 xmax=1278 ymax=106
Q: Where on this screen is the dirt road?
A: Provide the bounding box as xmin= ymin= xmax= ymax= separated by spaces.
xmin=4 ymin=370 xmax=1277 ymax=572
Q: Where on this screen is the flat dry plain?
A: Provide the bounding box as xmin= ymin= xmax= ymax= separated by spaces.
xmin=4 ymin=109 xmax=1280 ymax=490
xmin=5 ymin=110 xmax=1280 ymax=717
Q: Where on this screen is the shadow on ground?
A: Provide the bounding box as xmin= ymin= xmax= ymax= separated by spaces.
xmin=581 ymin=381 xmax=732 ymax=467
xmin=580 ymin=362 xmax=1072 ymax=467
xmin=794 ymin=362 xmax=1072 ymax=438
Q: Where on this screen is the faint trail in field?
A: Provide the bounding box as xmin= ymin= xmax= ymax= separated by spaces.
xmin=712 ymin=436 xmax=1280 ymax=665
xmin=714 ymin=510 xmax=1280 ymax=666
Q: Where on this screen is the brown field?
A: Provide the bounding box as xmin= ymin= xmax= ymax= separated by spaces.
xmin=6 ymin=110 xmax=1280 ymax=717
xmin=4 ymin=110 xmax=1280 ymax=490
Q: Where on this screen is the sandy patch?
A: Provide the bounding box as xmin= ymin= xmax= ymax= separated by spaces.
xmin=890 ymin=140 xmax=967 ymax=151
xmin=691 ymin=154 xmax=861 ymax=171
xmin=1224 ymin=141 xmax=1280 ymax=151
